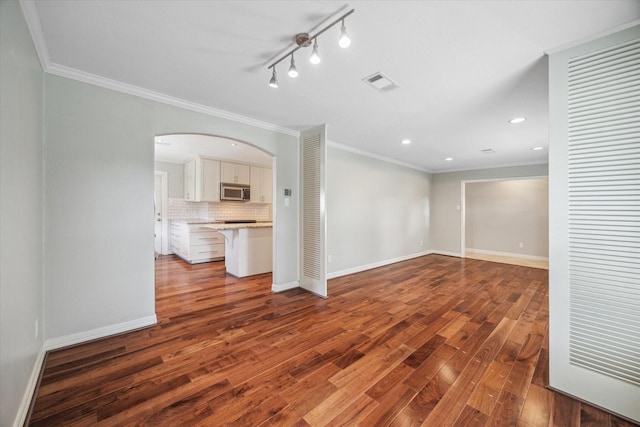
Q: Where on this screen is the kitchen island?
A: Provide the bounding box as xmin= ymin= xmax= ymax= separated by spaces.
xmin=169 ymin=219 xmax=272 ymax=276
xmin=203 ymin=222 xmax=272 ymax=278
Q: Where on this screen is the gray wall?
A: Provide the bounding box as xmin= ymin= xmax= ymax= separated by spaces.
xmin=327 ymin=146 xmax=430 ymax=276
xmin=43 ymin=74 xmax=300 ymax=340
xmin=466 ymin=178 xmax=549 ymax=257
xmin=0 ymin=1 xmax=44 ymax=425
xmin=431 ymin=164 xmax=549 ymax=255
xmin=155 ymin=161 xmax=184 ymax=198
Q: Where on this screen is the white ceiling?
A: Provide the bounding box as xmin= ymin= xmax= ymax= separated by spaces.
xmin=28 ymin=1 xmax=640 ymax=172
xmin=154 ymin=134 xmax=272 ymax=166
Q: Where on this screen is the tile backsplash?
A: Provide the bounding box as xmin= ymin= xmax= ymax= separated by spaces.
xmin=168 ymin=198 xmax=271 ymax=221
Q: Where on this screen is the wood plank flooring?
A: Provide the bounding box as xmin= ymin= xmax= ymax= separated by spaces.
xmin=28 ymin=254 xmax=637 ymax=426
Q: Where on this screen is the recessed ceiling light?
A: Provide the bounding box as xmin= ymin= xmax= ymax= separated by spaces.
xmin=401 ymin=139 xmax=411 ymax=145
xmin=532 ymin=146 xmax=544 ymax=151
xmin=509 ymin=117 xmax=526 ymax=124
xmin=445 ymin=157 xmax=453 ymax=161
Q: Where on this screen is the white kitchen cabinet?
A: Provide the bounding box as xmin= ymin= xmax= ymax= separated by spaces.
xmin=221 ymin=162 xmax=250 ymax=185
xmin=184 ymin=158 xmax=220 ymax=202
xmin=184 ymin=160 xmax=196 ymax=201
xmin=199 ymin=158 xmax=220 ymax=201
xmin=170 ymin=221 xmax=225 ymax=264
xmin=250 ymin=166 xmax=273 ymax=203
xmin=217 ymin=227 xmax=272 ymax=277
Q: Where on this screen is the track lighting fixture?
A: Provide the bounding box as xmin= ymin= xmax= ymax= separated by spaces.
xmin=339 ymin=19 xmax=351 ymax=48
xmin=309 ymin=39 xmax=321 ymax=64
xmin=269 ymin=68 xmax=278 ymax=88
xmin=288 ymin=54 xmax=298 ymax=78
xmin=267 ymin=8 xmax=354 ymax=87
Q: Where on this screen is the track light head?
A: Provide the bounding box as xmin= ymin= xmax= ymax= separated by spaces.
xmin=309 ymin=38 xmax=321 ymax=64
xmin=288 ymin=54 xmax=298 ymax=78
xmin=339 ymin=19 xmax=351 ymax=48
xmin=269 ymin=68 xmax=278 ymax=88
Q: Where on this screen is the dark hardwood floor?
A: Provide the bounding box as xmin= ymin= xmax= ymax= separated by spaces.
xmin=28 ymin=254 xmax=637 ymax=426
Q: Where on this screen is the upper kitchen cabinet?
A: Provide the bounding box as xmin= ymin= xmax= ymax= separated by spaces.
xmin=221 ymin=162 xmax=250 ymax=185
xmin=184 ymin=158 xmax=221 ymax=202
xmin=184 ymin=160 xmax=196 ymax=201
xmin=250 ymin=166 xmax=273 ymax=203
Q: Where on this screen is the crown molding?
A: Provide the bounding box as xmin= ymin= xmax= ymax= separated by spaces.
xmin=18 ymin=0 xmax=299 ymax=138
xmin=327 ymin=140 xmax=432 ymax=173
xmin=19 ymin=0 xmax=51 ymax=69
xmin=545 ymin=19 xmax=640 ymax=55
xmin=45 ymin=63 xmax=300 ymax=137
xmin=434 ymin=160 xmax=548 ymax=174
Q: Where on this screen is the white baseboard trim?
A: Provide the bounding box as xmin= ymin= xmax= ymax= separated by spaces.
xmin=13 ymin=346 xmax=47 ymax=427
xmin=271 ymin=281 xmax=299 ymax=293
xmin=43 ymin=314 xmax=158 ymax=352
xmin=327 ymin=251 xmax=432 ymax=280
xmin=14 ymin=314 xmax=157 ymax=426
xmin=465 ymin=248 xmax=549 ymax=261
xmin=429 ymin=250 xmax=462 ymax=258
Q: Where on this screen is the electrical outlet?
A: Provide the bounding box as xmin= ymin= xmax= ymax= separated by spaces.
xmin=328 ymin=255 xmax=332 ymax=263
xmin=519 ymin=242 xmax=524 ymax=248
xmin=420 ymin=240 xmax=424 ymax=246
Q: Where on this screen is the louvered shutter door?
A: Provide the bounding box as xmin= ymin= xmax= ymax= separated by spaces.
xmin=301 ymin=125 xmax=327 ymax=297
xmin=549 ymin=25 xmax=640 ymax=423
xmin=567 ymin=38 xmax=640 ymax=387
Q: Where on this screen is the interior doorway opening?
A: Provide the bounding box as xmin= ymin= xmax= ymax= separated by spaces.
xmin=154 ymin=170 xmax=168 ymax=257
xmin=153 ymin=133 xmax=276 ymax=281
xmin=461 ymin=176 xmax=549 ymax=269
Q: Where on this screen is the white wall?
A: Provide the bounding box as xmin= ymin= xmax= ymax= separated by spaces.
xmin=466 ymin=178 xmax=548 ymax=257
xmin=154 ymin=161 xmax=183 ymax=198
xmin=0 ymin=1 xmax=44 ymax=425
xmin=43 ymin=74 xmax=300 ymax=342
xmin=431 ymin=164 xmax=548 ymax=256
xmin=326 ymin=146 xmax=430 ymax=277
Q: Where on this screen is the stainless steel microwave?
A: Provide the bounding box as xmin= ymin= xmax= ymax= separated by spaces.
xmin=220 ymin=183 xmax=250 ymax=202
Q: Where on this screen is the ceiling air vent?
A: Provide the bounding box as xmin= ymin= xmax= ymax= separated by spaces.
xmin=362 ymin=72 xmax=400 ymax=93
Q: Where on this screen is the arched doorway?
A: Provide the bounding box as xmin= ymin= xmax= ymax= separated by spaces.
xmin=153 ymin=133 xmax=276 ymax=282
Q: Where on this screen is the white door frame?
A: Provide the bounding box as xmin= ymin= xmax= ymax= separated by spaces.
xmin=154 ymin=170 xmax=169 ymax=255
xmin=460 ymin=175 xmax=548 ymax=259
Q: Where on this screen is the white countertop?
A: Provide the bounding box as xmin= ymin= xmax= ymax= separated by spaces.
xmin=170 ymin=218 xmax=219 ymax=224
xmin=171 ymin=218 xmax=272 ymax=229
xmin=203 ymin=222 xmax=272 ymax=230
